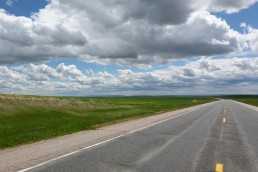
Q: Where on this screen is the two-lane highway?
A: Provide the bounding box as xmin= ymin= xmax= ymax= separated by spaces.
xmin=26 ymin=100 xmax=258 ymax=172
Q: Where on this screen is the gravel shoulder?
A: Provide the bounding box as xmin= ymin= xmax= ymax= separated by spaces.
xmin=1 ymin=102 xmax=215 ymax=172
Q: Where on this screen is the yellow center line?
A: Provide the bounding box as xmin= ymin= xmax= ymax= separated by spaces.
xmin=216 ymin=163 xmax=223 ymax=172
xmin=223 ymin=117 xmax=226 ymax=123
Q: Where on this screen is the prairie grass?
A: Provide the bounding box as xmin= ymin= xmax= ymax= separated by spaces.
xmin=224 ymin=95 xmax=258 ymax=107
xmin=0 ymin=94 xmax=215 ymax=149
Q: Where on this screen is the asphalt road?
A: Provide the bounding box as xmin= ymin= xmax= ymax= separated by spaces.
xmin=29 ymin=100 xmax=258 ymax=172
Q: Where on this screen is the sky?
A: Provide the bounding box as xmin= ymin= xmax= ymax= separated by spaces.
xmin=0 ymin=0 xmax=258 ymax=96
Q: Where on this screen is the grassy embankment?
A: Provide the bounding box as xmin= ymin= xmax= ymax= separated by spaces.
xmin=224 ymin=95 xmax=258 ymax=106
xmin=0 ymin=94 xmax=215 ymax=149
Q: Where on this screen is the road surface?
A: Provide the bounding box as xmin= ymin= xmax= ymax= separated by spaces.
xmin=27 ymin=100 xmax=258 ymax=172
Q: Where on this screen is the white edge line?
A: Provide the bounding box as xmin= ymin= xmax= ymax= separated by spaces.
xmin=18 ymin=107 xmax=200 ymax=172
xmin=230 ymin=100 xmax=258 ymax=112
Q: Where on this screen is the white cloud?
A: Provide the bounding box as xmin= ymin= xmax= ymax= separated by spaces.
xmin=0 ymin=0 xmax=257 ymax=66
xmin=246 ymin=28 xmax=258 ymax=52
xmin=0 ymin=57 xmax=258 ymax=95
xmin=0 ymin=8 xmax=87 ymax=64
xmin=56 ymin=63 xmax=85 ymax=79
xmin=238 ymin=23 xmax=258 ymax=52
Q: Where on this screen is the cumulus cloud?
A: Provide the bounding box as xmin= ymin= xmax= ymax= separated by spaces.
xmin=0 ymin=0 xmax=257 ymax=66
xmin=80 ymin=10 xmax=243 ymax=67
xmin=0 ymin=57 xmax=258 ymax=95
xmin=121 ymin=11 xmax=241 ymax=55
xmin=120 ymin=0 xmax=195 ymax=25
xmin=241 ymin=25 xmax=258 ymax=52
xmin=0 ymin=8 xmax=87 ymax=64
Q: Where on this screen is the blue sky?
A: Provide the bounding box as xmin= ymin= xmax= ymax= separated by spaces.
xmin=2 ymin=0 xmax=257 ymax=33
xmin=0 ymin=0 xmax=258 ymax=95
xmin=0 ymin=0 xmax=48 ymax=17
xmin=214 ymin=3 xmax=258 ymax=33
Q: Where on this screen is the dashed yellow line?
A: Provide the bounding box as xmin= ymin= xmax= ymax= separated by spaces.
xmin=224 ymin=105 xmax=227 ymax=116
xmin=223 ymin=117 xmax=226 ymax=123
xmin=216 ymin=163 xmax=223 ymax=172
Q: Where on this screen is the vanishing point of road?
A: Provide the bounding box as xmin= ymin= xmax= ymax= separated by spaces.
xmin=25 ymin=100 xmax=258 ymax=172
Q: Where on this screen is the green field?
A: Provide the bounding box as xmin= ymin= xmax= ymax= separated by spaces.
xmin=0 ymin=94 xmax=215 ymax=149
xmin=223 ymin=95 xmax=258 ymax=107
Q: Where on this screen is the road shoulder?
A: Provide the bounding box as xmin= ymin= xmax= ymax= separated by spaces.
xmin=231 ymin=100 xmax=258 ymax=111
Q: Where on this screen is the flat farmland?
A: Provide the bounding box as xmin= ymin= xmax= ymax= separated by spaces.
xmin=222 ymin=95 xmax=258 ymax=106
xmin=0 ymin=95 xmax=215 ymax=149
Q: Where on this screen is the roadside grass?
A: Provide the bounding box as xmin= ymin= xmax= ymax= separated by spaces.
xmin=224 ymin=95 xmax=258 ymax=107
xmin=0 ymin=94 xmax=215 ymax=149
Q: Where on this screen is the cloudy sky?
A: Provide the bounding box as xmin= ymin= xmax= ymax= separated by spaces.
xmin=0 ymin=0 xmax=258 ymax=96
